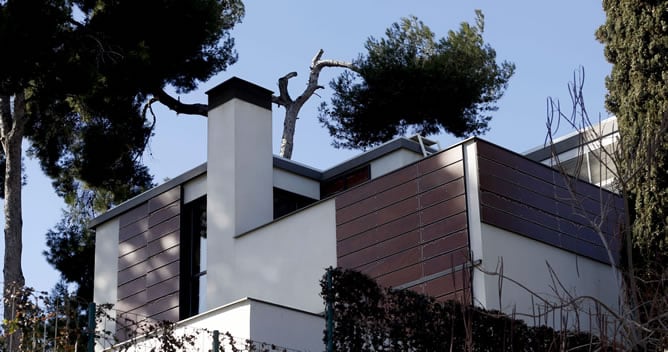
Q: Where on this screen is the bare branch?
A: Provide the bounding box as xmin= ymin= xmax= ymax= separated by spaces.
xmin=276 ymin=49 xmax=356 ymax=159
xmin=312 ymin=58 xmax=357 ymax=72
xmin=272 ymin=71 xmax=298 ymax=107
xmin=543 ymin=68 xmax=668 ymax=348
xmin=311 ymin=48 xmax=357 ymax=71
xmin=140 ymin=98 xmax=159 ymax=159
xmin=152 ymin=89 xmax=208 ymax=117
xmin=299 ymin=50 xmax=355 ymax=109
xmin=311 ymin=48 xmax=325 ymax=67
xmin=475 ymin=260 xmax=652 ymax=335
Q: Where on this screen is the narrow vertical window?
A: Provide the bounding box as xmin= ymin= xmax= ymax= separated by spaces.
xmin=180 ymin=196 xmax=207 ymax=319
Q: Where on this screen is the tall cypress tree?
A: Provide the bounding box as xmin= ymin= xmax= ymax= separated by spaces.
xmin=597 ymin=0 xmax=668 ymax=347
xmin=597 ymin=0 xmax=668 ymax=270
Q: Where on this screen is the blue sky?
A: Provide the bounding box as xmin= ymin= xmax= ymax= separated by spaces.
xmin=8 ymin=1 xmax=611 ymax=294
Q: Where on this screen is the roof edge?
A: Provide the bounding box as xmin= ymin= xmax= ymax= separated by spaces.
xmin=88 ymin=163 xmax=207 ymax=228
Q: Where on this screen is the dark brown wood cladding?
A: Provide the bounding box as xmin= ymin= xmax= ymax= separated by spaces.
xmin=476 ymin=140 xmax=623 ymax=264
xmin=335 ymin=146 xmax=471 ymax=301
xmin=117 ymin=186 xmax=181 ymax=328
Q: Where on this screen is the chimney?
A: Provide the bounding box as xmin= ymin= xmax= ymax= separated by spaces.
xmin=204 ymin=77 xmax=273 ymax=308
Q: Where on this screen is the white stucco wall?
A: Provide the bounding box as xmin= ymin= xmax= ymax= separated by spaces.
xmin=207 ymin=98 xmax=273 ymax=237
xmin=472 ymin=223 xmax=620 ymax=333
xmin=183 ymin=174 xmax=206 ymax=203
xmin=102 ymin=298 xmax=324 ymax=352
xmin=273 ymin=168 xmax=320 ymax=200
xmin=93 ymin=218 xmax=119 ymax=351
xmin=233 ymin=199 xmax=337 ymax=313
xmin=207 ymin=96 xmax=274 ymax=310
xmin=250 ymin=300 xmax=324 ymax=351
xmin=187 ymin=299 xmax=252 ymax=343
xmin=463 ymin=141 xmax=487 ymax=306
xmin=370 ymin=148 xmax=424 ymax=178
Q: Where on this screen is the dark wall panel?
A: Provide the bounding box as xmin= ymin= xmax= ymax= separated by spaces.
xmin=336 ymin=146 xmax=471 ymax=301
xmin=476 ymin=140 xmax=623 ymax=264
xmin=116 ymin=186 xmax=181 ymax=328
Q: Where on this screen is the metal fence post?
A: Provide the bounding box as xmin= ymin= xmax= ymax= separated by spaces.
xmin=212 ymin=330 xmax=220 ymax=352
xmin=87 ymin=303 xmax=96 ymax=352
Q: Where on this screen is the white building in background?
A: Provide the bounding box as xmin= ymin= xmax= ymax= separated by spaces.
xmin=525 ymin=117 xmax=619 ymax=190
xmin=91 ymin=77 xmax=623 ymax=351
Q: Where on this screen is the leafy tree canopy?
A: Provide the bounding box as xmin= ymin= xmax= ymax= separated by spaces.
xmin=0 ymin=0 xmax=243 ymax=202
xmin=318 ymin=11 xmax=515 ymax=150
xmin=0 ymin=0 xmax=243 ymax=331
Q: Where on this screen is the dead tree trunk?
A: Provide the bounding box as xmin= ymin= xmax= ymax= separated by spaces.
xmin=272 ymin=49 xmax=356 ymax=159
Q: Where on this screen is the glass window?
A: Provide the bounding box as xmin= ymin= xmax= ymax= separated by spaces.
xmin=180 ymin=196 xmax=207 ymax=319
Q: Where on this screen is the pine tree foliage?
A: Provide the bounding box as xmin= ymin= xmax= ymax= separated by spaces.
xmin=0 ymin=0 xmax=244 ymax=335
xmin=1 ymin=0 xmax=243 ymax=201
xmin=44 ymin=211 xmax=96 ymax=302
xmin=318 ymin=12 xmax=515 ymax=150
xmin=596 ymin=0 xmax=668 ymax=269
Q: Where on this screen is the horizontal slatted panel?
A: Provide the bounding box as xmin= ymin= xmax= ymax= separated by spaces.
xmin=336 ymin=145 xmax=470 ymax=301
xmin=116 ymin=186 xmax=181 ymax=328
xmin=476 ymin=140 xmax=623 ymax=264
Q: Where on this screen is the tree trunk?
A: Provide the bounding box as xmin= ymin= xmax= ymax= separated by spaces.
xmin=279 ymin=105 xmax=300 ymax=159
xmin=0 ymin=93 xmax=26 ymax=351
xmin=273 ymin=50 xmax=355 ymax=159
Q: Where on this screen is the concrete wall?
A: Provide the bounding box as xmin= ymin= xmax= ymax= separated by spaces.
xmin=466 ymin=139 xmax=622 ymax=332
xmin=369 ymin=148 xmax=424 ymax=178
xmin=206 ymin=78 xmax=274 ymax=310
xmin=93 ymin=218 xmax=119 ymax=351
xmin=273 ymin=168 xmax=320 ymax=199
xmin=102 ymin=298 xmax=324 ymax=352
xmin=183 ymin=174 xmax=206 ymax=203
xmin=249 ymin=300 xmax=324 ymax=351
xmin=234 ymin=199 xmax=337 ymax=313
xmin=474 ymin=223 xmax=620 ymax=332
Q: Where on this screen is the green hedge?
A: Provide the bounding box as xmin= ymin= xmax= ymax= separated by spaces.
xmin=321 ymin=267 xmax=612 ymax=351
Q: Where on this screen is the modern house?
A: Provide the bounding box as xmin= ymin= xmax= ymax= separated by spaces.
xmin=91 ymin=77 xmax=624 ymax=351
xmin=525 ymin=117 xmax=619 ymax=190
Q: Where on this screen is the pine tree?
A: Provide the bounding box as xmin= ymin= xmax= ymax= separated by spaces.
xmin=0 ymin=1 xmax=244 ymax=341
xmin=318 ymin=12 xmax=515 ymax=150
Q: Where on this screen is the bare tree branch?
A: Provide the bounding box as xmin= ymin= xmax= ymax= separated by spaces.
xmin=152 ymin=89 xmax=208 ymax=117
xmin=273 ymin=49 xmax=356 ymax=159
xmin=272 ymin=72 xmax=297 ymax=106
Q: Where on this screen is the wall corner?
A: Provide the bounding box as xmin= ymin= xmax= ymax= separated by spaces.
xmin=463 ymin=140 xmax=487 ymax=308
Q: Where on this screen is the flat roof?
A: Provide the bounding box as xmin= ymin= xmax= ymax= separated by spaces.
xmin=89 ymin=136 xmax=429 ymax=228
xmin=524 ymin=116 xmax=617 ymax=161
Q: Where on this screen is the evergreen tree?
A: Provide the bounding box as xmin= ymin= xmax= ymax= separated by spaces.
xmin=273 ymin=12 xmax=514 ymax=158
xmin=597 ymin=0 xmax=668 ymax=262
xmin=0 ymin=0 xmax=244 ymax=337
xmin=597 ymin=0 xmax=668 ymax=348
xmin=318 ymin=12 xmax=515 ymax=150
